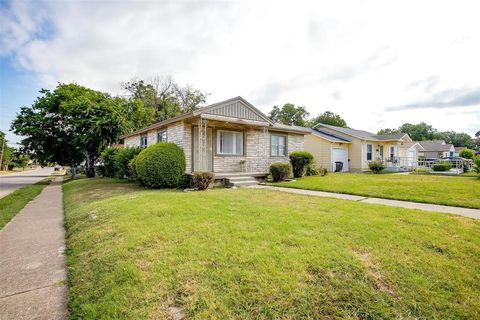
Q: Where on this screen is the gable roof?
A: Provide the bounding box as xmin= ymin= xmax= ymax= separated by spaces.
xmin=310 ymin=128 xmax=352 ymax=143
xmin=121 ymin=96 xmax=308 ymax=138
xmin=313 ymin=123 xmax=409 ymax=141
xmin=417 ymin=140 xmax=454 ymax=152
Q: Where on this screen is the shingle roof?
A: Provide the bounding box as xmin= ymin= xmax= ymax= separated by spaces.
xmin=417 ymin=140 xmax=454 ymax=152
xmin=309 ymin=128 xmax=352 ymax=143
xmin=271 ymin=123 xmax=311 ymax=133
xmin=313 ymin=123 xmax=407 ymax=141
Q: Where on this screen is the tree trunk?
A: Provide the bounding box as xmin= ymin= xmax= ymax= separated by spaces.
xmin=70 ymin=165 xmax=77 ymax=179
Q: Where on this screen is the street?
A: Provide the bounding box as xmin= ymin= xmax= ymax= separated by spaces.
xmin=0 ymin=167 xmax=54 ymax=199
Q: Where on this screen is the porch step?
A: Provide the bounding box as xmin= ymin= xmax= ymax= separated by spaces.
xmin=225 ymin=176 xmax=259 ymax=187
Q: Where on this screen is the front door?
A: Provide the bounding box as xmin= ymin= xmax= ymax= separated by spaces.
xmin=407 ymin=150 xmax=416 ymax=166
xmin=193 ymin=127 xmax=213 ymax=171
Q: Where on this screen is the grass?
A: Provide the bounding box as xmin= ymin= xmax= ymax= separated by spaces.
xmin=271 ymin=173 xmax=480 ymax=209
xmin=0 ymin=178 xmax=52 ymax=229
xmin=64 ymin=178 xmax=480 ymax=319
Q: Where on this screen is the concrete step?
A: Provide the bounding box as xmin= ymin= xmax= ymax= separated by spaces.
xmin=231 ymin=180 xmax=259 ymax=187
xmin=228 ymin=176 xmax=257 ymax=182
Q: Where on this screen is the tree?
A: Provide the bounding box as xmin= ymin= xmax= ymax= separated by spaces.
xmin=377 ymin=128 xmax=401 ymax=135
xmin=440 ymin=131 xmax=474 ymax=148
xmin=121 ymin=77 xmax=208 ymax=125
xmin=14 ymin=153 xmax=29 ymax=170
xmin=459 ymin=149 xmax=475 ymax=160
xmin=0 ymin=131 xmax=15 ymax=171
xmin=307 ymin=111 xmax=347 ymax=128
xmin=474 ymin=131 xmax=480 ymax=150
xmin=397 ymin=122 xmax=442 ymax=141
xmin=11 ymin=83 xmax=128 ymax=178
xmin=268 ymin=103 xmax=309 ymax=126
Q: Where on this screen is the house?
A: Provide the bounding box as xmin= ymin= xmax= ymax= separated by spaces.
xmin=417 ymin=140 xmax=455 ymax=159
xmin=122 ymin=97 xmax=309 ymax=185
xmin=304 ymin=123 xmax=418 ymax=172
xmin=454 ymin=147 xmax=466 ymax=157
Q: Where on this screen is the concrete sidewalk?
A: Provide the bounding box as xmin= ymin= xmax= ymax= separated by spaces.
xmin=0 ymin=177 xmax=67 ymax=320
xmin=252 ymin=185 xmax=480 ymax=220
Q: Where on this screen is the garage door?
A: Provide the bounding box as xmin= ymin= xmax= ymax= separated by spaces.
xmin=332 ymin=148 xmax=348 ymax=172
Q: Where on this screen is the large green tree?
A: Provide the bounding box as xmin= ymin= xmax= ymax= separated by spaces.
xmin=11 ymin=83 xmax=128 ymax=178
xmin=377 ymin=128 xmax=401 ymax=135
xmin=440 ymin=131 xmax=474 ymax=148
xmin=268 ymin=103 xmax=309 ymax=126
xmin=307 ymin=111 xmax=347 ymax=128
xmin=121 ymin=77 xmax=208 ymax=125
xmin=0 ymin=131 xmax=15 ymax=171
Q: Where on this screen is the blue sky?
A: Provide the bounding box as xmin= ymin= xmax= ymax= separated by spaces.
xmin=1 ymin=0 xmax=479 ymax=147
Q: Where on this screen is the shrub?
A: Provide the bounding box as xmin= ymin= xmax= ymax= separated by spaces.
xmin=135 ymin=143 xmax=186 ymax=188
xmin=191 ymin=171 xmax=214 ymax=190
xmin=368 ymin=160 xmax=385 ymax=174
xmin=432 ymin=161 xmax=453 ymax=172
xmin=459 ymin=149 xmax=476 ymax=160
xmin=319 ymin=167 xmax=328 ymax=176
xmin=305 ymin=163 xmax=319 ymax=176
xmin=289 ymin=151 xmax=314 ymax=178
xmin=127 ymin=156 xmax=138 ymax=181
xmin=98 ymin=147 xmax=118 ymax=177
xmin=269 ymin=163 xmax=291 ymax=182
xmin=114 ymin=147 xmax=141 ymax=179
xmin=473 ymin=157 xmax=480 ymax=176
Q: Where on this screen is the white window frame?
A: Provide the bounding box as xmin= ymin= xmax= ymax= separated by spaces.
xmin=389 ymin=146 xmax=396 ymax=159
xmin=378 ymin=145 xmax=384 ymax=160
xmin=216 ymin=130 xmax=244 ymax=155
xmin=270 ymin=134 xmax=287 ymax=157
xmin=157 ymin=130 xmax=167 ymax=143
xmin=366 ymin=143 xmax=373 ymax=161
xmin=140 ymin=135 xmax=148 ymax=149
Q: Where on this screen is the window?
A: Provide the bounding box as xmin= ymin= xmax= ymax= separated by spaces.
xmin=217 ymin=130 xmax=243 ymax=155
xmin=379 ymin=145 xmax=384 ymax=160
xmin=140 ymin=135 xmax=148 ymax=149
xmin=366 ymin=144 xmax=373 ymax=161
xmin=389 ymin=146 xmax=396 ymax=159
xmin=271 ymin=134 xmax=287 ymax=156
xmin=157 ymin=130 xmax=167 ymax=143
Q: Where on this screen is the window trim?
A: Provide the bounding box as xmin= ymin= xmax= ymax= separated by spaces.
xmin=270 ymin=133 xmax=287 ymax=157
xmin=157 ymin=130 xmax=167 ymax=143
xmin=389 ymin=145 xmax=396 ymax=159
xmin=216 ymin=129 xmax=244 ymax=156
xmin=366 ymin=143 xmax=373 ymax=161
xmin=378 ymin=145 xmax=384 ymax=160
xmin=140 ymin=135 xmax=148 ymax=149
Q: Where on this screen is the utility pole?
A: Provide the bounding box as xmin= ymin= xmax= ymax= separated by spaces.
xmin=0 ymin=136 xmax=5 ymax=171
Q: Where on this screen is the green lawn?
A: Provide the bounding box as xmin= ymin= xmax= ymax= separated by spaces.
xmin=271 ymin=173 xmax=480 ymax=209
xmin=64 ymin=178 xmax=480 ymax=319
xmin=0 ymin=178 xmax=52 ymax=229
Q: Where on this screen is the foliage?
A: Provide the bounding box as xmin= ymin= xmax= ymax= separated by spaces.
xmin=11 ymin=83 xmax=128 ymax=178
xmin=14 ymin=154 xmax=29 ymax=170
xmin=271 ymin=173 xmax=480 ymax=208
xmin=64 ymin=178 xmax=480 ymax=319
xmin=307 ymin=111 xmax=347 ymax=128
xmin=473 ymin=158 xmax=480 ymax=176
xmin=377 ymin=128 xmax=401 ymax=135
xmin=128 ymin=156 xmax=138 ymax=181
xmin=99 ymin=147 xmax=118 ymax=177
xmin=269 ymin=162 xmax=291 ymax=182
xmin=440 ymin=131 xmax=475 ymax=149
xmin=0 ymin=131 xmax=16 ymax=171
xmin=432 ymin=161 xmax=453 ymax=172
xmin=475 ymin=131 xmax=480 ymax=150
xmin=305 ymin=163 xmax=319 ymax=176
xmin=268 ymin=103 xmax=309 ymax=126
xmin=289 ymin=151 xmax=314 ymax=178
xmin=114 ymin=147 xmax=141 ymax=179
xmin=135 ymin=143 xmax=186 ymax=188
xmin=191 ymin=171 xmax=214 ymax=190
xmin=368 ymin=160 xmax=385 ymax=174
xmin=319 ymin=167 xmax=328 ymax=176
xmin=121 ymin=77 xmax=208 ymax=124
xmin=459 ymin=148 xmax=475 ymax=160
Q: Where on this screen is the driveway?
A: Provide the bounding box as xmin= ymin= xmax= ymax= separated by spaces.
xmin=0 ymin=167 xmax=54 ymax=199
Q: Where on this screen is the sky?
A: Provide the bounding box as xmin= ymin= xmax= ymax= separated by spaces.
xmin=1 ymin=0 xmax=479 ymax=146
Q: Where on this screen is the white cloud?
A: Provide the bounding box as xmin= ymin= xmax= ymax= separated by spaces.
xmin=2 ymin=0 xmax=480 ymax=135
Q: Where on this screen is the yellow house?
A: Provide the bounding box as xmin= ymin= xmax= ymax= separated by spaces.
xmin=305 ymin=123 xmax=421 ymax=172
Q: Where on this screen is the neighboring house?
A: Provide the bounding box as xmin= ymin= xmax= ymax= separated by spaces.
xmin=454 ymin=146 xmax=466 ymax=157
xmin=417 ymin=140 xmax=455 ymax=159
xmin=122 ymin=97 xmax=308 ymax=184
xmin=304 ymin=123 xmax=415 ymax=172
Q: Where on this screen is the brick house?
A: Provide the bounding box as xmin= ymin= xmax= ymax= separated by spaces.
xmin=122 ymin=97 xmax=308 ymax=185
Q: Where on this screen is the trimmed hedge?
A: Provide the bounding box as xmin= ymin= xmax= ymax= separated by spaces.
xmin=289 ymin=151 xmax=314 ymax=178
xmin=191 ymin=171 xmax=214 ymax=190
xmin=270 ymin=162 xmax=291 ymax=182
xmin=368 ymin=160 xmax=385 ymax=174
xmin=135 ymin=143 xmax=186 ymax=188
xmin=432 ymin=161 xmax=452 ymax=172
